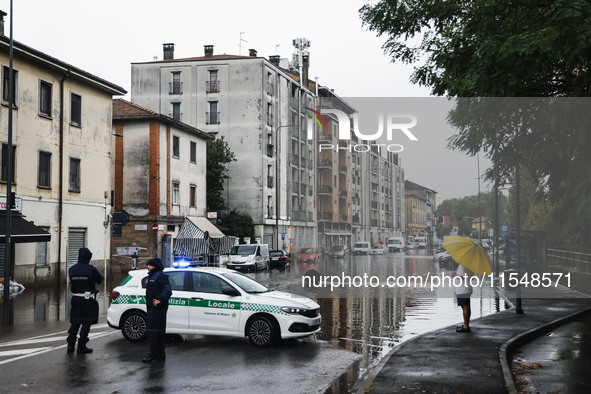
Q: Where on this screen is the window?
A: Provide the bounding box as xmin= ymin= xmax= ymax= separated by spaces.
xmin=70 ymin=92 xmax=81 ymax=127
xmin=39 ymin=80 xmax=52 ymax=117
xmin=172 ymin=181 xmax=180 ymax=205
xmin=172 ymin=102 xmax=181 ymax=122
xmin=190 ymin=141 xmax=196 ymax=163
xmin=2 ymin=65 xmax=18 ymax=105
xmin=208 ymin=70 xmax=219 ymax=93
xmin=1 ymin=143 xmax=16 ymax=183
xmin=267 ymin=103 xmax=273 ymax=126
xmin=38 ymin=151 xmax=51 ymax=188
xmin=36 ymin=227 xmax=50 ymax=267
xmin=191 ymin=272 xmax=231 ymax=294
xmin=190 ymin=184 xmax=196 ymax=207
xmin=170 ymin=72 xmax=182 ymax=94
xmin=69 ymin=158 xmax=80 ymax=192
xmin=207 ymin=102 xmax=219 ymax=124
xmin=172 ymin=135 xmax=180 ymax=158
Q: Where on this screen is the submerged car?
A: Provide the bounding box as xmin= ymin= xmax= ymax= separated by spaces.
xmin=328 ymin=244 xmax=348 ymax=258
xmin=107 ymin=267 xmax=321 ymax=347
xmin=370 ymin=244 xmax=387 ymax=255
xmin=269 ymin=250 xmax=291 ymax=268
xmin=352 ymin=241 xmax=371 ymax=255
xmin=296 ymin=247 xmax=320 ymax=264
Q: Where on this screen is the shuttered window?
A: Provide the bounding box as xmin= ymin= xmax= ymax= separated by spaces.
xmin=36 ymin=227 xmax=50 ymax=267
xmin=67 ymin=228 xmax=86 ymax=269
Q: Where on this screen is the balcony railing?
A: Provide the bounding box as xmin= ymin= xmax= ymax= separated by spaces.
xmin=206 ymin=81 xmax=220 ymax=93
xmin=318 ymin=185 xmax=332 ymax=195
xmin=206 ymin=112 xmax=220 ymax=125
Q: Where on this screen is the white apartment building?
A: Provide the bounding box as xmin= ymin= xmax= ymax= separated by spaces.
xmin=0 ymin=21 xmax=126 ymax=286
xmin=130 ymin=44 xmax=317 ymax=252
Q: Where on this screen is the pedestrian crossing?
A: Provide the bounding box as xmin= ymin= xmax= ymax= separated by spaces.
xmin=0 ymin=323 xmax=115 ymax=365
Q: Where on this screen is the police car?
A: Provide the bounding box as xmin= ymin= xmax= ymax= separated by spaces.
xmin=107 ymin=267 xmax=321 ymax=347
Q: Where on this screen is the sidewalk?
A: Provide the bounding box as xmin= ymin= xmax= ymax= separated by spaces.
xmin=357 ymin=286 xmax=591 ymax=393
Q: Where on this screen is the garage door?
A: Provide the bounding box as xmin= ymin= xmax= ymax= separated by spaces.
xmin=67 ymin=228 xmax=86 ymax=270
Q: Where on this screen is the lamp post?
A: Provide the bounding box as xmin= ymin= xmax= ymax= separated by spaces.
xmin=275 ymin=125 xmax=296 ymax=250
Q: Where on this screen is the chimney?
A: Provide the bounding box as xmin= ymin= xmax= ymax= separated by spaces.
xmin=249 ymin=49 xmax=258 ymax=57
xmin=302 ymin=52 xmax=310 ymax=88
xmin=269 ymin=55 xmax=280 ymax=67
xmin=163 ymin=43 xmax=175 ymax=60
xmin=204 ymin=45 xmax=214 ymax=57
xmin=0 ymin=11 xmax=6 ymax=36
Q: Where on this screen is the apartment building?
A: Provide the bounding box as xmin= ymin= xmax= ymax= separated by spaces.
xmin=111 ymin=99 xmax=212 ymax=266
xmin=405 ymin=180 xmax=437 ymax=246
xmin=130 ymin=44 xmax=317 ymax=252
xmin=0 ymin=22 xmax=126 ymax=285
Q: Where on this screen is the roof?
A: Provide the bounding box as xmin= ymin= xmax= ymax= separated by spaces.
xmin=0 ymin=36 xmax=126 ymax=96
xmin=112 ymin=99 xmax=213 ymax=140
xmin=0 ymin=215 xmax=51 ymax=243
xmin=132 ymin=54 xmax=253 ymax=65
xmin=186 ymin=217 xmax=225 ymax=238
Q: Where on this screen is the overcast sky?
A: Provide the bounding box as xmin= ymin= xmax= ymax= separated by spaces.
xmin=4 ymin=0 xmax=490 ymax=202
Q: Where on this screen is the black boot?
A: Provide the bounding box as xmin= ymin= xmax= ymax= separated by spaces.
xmin=77 ymin=346 xmax=93 ymax=354
xmin=142 ymin=354 xmax=158 ymax=363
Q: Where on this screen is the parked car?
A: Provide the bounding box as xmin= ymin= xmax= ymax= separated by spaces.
xmin=434 ymin=251 xmax=454 ymax=268
xmin=415 ymin=237 xmax=427 ymax=248
xmin=296 ymin=247 xmax=320 ymax=264
xmin=107 ymin=267 xmax=321 ymax=347
xmin=352 ymin=241 xmax=371 ymax=255
xmin=370 ymin=244 xmax=387 ymax=255
xmin=328 ymin=244 xmax=348 ymax=258
xmin=269 ymin=250 xmax=290 ymax=268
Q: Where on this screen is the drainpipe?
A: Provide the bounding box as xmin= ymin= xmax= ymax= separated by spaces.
xmin=57 ymin=71 xmax=69 ymax=296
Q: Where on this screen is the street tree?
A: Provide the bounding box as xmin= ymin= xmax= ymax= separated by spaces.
xmin=206 ymin=136 xmax=236 ymax=212
xmin=219 ymin=209 xmax=255 ymax=242
xmin=360 ymin=0 xmax=591 ymax=251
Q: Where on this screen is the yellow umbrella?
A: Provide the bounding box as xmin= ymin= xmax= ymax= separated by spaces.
xmin=442 ymin=236 xmax=492 ymax=276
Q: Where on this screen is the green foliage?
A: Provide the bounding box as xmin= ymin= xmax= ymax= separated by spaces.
xmin=218 ymin=209 xmax=255 ymax=241
xmin=206 ymin=136 xmax=236 ymax=212
xmin=360 ymin=1 xmax=591 ymax=251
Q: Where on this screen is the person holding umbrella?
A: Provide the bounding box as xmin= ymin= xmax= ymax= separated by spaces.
xmin=442 ymin=236 xmax=493 ymax=334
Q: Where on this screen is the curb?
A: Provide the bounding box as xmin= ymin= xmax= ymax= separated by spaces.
xmin=499 ymin=306 xmax=591 ymax=394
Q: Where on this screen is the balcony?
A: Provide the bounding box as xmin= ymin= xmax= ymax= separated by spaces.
xmin=318 ymin=185 xmax=332 ymax=195
xmin=339 ymin=189 xmax=348 ymax=198
xmin=169 ymin=81 xmax=183 ymax=95
xmin=318 ymin=159 xmax=331 ymax=169
xmin=206 ymin=81 xmax=220 ymax=93
xmin=339 ymin=165 xmax=347 ymax=174
xmin=206 ymin=112 xmax=220 ymax=125
xmin=292 ymin=210 xmax=306 ymax=221
xmin=318 ymin=132 xmax=331 ymax=143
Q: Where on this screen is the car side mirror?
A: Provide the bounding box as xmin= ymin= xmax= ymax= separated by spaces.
xmin=222 ymin=287 xmax=240 ymax=297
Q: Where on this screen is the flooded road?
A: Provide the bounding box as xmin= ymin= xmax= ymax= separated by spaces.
xmin=1 ymin=248 xmax=504 ymax=392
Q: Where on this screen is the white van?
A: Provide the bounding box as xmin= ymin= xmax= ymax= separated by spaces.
xmin=415 ymin=237 xmax=427 ymax=248
xmin=227 ymin=243 xmax=270 ymax=272
xmin=352 ymin=241 xmax=371 ymax=255
xmin=386 ymin=237 xmax=405 ymax=253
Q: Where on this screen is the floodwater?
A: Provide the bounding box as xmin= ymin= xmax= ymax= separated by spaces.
xmin=0 ymin=249 xmax=504 ymax=391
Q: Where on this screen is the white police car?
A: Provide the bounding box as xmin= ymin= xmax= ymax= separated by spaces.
xmin=107 ymin=267 xmax=321 ymax=347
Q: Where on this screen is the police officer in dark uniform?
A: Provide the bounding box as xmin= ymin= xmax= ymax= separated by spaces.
xmin=142 ymin=258 xmax=172 ymax=363
xmin=67 ymin=247 xmax=103 ymax=354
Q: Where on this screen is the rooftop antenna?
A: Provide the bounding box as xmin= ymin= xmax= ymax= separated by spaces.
xmin=238 ymin=32 xmax=247 ymax=55
xmin=275 ymin=44 xmax=280 ymax=55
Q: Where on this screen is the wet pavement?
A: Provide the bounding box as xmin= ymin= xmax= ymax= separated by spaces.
xmin=358 ymin=285 xmax=591 ymax=394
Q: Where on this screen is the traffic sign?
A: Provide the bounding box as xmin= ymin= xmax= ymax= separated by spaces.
xmin=152 ymin=223 xmax=159 ymax=233
xmin=501 ymin=224 xmax=509 ymax=237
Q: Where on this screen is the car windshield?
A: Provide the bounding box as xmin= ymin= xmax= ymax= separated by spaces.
xmin=389 ymin=240 xmax=401 ymax=244
xmin=221 ymin=272 xmax=269 ymax=293
xmin=270 ymin=251 xmax=283 ymax=257
xmin=299 ymin=248 xmax=315 ymax=254
xmin=331 ymin=245 xmax=344 ymax=251
xmin=372 ymin=245 xmax=382 ymax=249
xmin=230 ymin=245 xmax=257 ymax=255
xmin=354 ymin=243 xmax=368 ymax=248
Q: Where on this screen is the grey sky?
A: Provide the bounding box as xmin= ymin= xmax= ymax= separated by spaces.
xmin=6 ymin=0 xmax=489 ymax=202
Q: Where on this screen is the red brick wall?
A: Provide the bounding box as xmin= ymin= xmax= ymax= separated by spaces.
xmin=114 ymin=121 xmax=124 ymax=211
xmin=149 ymin=121 xmax=160 ymax=215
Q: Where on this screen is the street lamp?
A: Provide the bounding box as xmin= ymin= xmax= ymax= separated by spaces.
xmin=275 ymin=125 xmax=297 ymax=250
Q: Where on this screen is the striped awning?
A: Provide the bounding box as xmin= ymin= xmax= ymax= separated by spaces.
xmin=174 ymin=217 xmax=236 ymax=258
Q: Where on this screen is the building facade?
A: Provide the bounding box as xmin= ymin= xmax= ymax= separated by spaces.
xmin=111 ymin=99 xmax=212 ymax=267
xmin=0 ymin=29 xmax=125 ymax=286
xmin=130 ymin=44 xmax=317 ymax=253
xmin=404 ymin=180 xmax=437 ymax=246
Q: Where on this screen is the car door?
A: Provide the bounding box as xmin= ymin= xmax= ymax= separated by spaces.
xmin=165 ymin=270 xmax=190 ymax=330
xmin=188 ymin=272 xmax=242 ymax=333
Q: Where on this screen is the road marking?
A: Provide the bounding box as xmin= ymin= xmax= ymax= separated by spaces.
xmin=0 ymin=330 xmax=116 ymax=365
xmin=0 ymin=347 xmax=51 ymax=357
xmin=0 ymin=324 xmax=110 ymax=347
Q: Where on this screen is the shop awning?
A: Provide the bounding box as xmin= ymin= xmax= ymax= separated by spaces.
xmin=0 ymin=215 xmax=51 ymax=243
xmin=174 ymin=216 xmax=236 ymax=257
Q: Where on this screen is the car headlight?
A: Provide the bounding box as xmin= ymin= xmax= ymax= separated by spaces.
xmin=281 ymin=306 xmax=306 ymax=314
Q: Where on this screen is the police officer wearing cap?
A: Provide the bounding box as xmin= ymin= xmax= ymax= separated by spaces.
xmin=142 ymin=258 xmax=172 ymax=363
xmin=67 ymin=247 xmax=103 ymax=354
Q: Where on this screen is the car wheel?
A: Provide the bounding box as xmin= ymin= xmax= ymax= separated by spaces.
xmin=247 ymin=316 xmax=276 ymax=347
xmin=121 ymin=311 xmax=147 ymax=342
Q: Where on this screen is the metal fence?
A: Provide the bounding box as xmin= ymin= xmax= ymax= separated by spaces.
xmin=547 ymin=249 xmax=591 ymax=273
